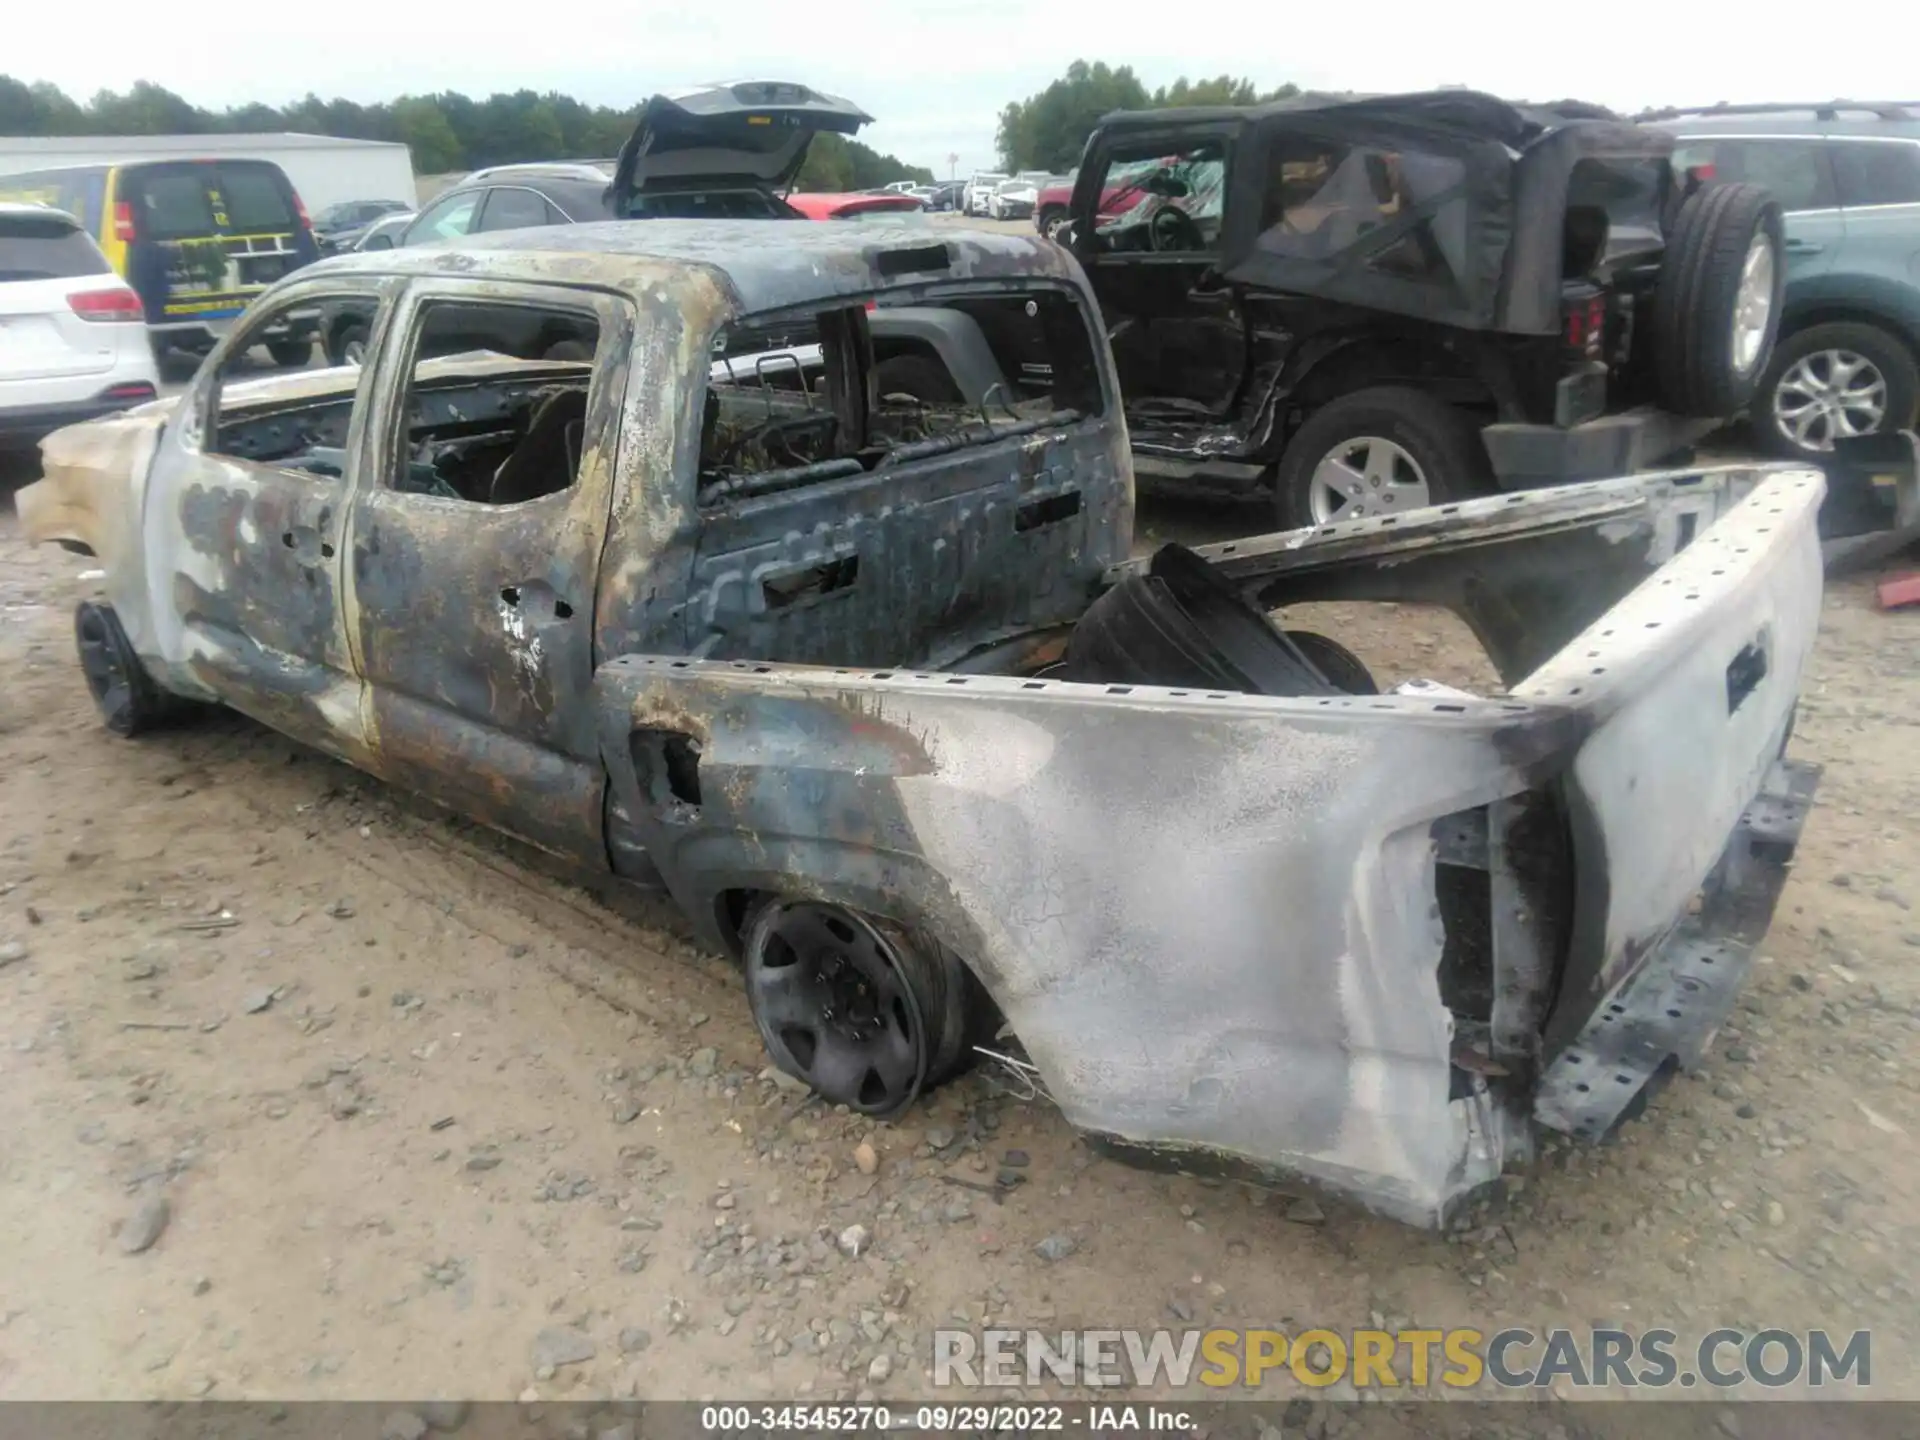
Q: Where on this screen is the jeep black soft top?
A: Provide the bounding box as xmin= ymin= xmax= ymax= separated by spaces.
xmin=1063 ymin=88 xmax=1787 ymax=526
xmin=1085 ymin=88 xmax=1673 ymax=335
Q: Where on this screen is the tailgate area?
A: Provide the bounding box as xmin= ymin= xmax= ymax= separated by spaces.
xmin=1512 ymin=467 xmax=1828 ymax=1137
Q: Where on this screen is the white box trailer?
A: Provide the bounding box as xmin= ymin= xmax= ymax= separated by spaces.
xmin=0 ymin=133 xmax=416 ymax=215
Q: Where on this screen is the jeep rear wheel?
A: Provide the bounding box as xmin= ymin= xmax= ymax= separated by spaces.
xmin=1649 ymin=182 xmax=1786 ymax=417
xmin=1274 ymin=387 xmax=1493 ymax=530
xmin=1756 ymin=321 xmax=1920 ymax=458
xmin=875 ymin=353 xmax=960 ymax=405
xmin=331 ymin=321 xmax=371 ymax=367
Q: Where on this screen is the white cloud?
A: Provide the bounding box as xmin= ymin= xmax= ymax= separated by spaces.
xmin=6 ymin=0 xmax=1907 ymax=175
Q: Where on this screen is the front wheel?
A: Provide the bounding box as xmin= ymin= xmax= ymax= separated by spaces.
xmin=75 ymin=602 xmax=187 ymax=737
xmin=266 ymin=338 xmax=312 ymax=368
xmin=1273 ymin=386 xmax=1494 ymax=531
xmin=1753 ymin=321 xmax=1920 ymax=459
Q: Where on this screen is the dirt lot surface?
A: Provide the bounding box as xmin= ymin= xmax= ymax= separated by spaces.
xmin=1 ymin=454 xmax=1917 ymax=1434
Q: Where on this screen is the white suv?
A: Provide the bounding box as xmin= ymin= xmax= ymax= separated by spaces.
xmin=963 ymin=172 xmax=1008 ymax=216
xmin=0 ymin=203 xmax=159 ymax=449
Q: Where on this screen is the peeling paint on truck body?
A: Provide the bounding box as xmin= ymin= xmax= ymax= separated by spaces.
xmin=20 ymin=218 xmax=1825 ymax=1228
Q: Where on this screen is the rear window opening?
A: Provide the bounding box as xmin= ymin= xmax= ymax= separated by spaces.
xmin=0 ymin=211 xmax=110 ymax=282
xmin=697 ymin=287 xmax=1103 ymax=498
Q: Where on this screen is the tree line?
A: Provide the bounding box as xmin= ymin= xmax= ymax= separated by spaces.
xmin=0 ymin=63 xmax=1309 ymax=191
xmin=0 ymin=76 xmax=933 ymax=189
xmin=995 ymin=62 xmax=1303 ymax=173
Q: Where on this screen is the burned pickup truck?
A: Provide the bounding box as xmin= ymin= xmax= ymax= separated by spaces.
xmin=20 ymin=221 xmax=1824 ymax=1227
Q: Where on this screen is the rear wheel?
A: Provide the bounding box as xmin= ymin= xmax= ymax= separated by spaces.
xmin=1038 ymin=207 xmax=1068 ymax=239
xmin=149 ymin=338 xmax=199 ymax=383
xmin=75 ymin=602 xmax=183 ymax=737
xmin=875 ymin=352 xmax=960 ymax=405
xmin=1649 ymin=182 xmax=1786 ymax=417
xmin=1274 ymin=386 xmax=1493 ymax=531
xmin=1754 ymin=321 xmax=1920 ymax=459
xmin=331 ymin=321 xmax=371 ymax=367
xmin=742 ymin=899 xmax=977 ymax=1118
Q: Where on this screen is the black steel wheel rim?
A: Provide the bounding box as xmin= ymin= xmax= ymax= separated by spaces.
xmin=76 ymin=606 xmax=131 ymax=726
xmin=747 ymin=903 xmax=926 ymax=1116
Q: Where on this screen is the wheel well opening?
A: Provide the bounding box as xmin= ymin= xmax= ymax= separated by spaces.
xmin=714 ymin=887 xmax=767 ymax=960
xmin=1778 ymin=309 xmax=1919 ymax=357
xmin=1289 ymin=339 xmax=1492 ymax=417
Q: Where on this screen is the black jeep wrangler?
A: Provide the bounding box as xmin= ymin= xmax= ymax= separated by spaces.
xmin=1059 ymin=89 xmax=1786 ymax=525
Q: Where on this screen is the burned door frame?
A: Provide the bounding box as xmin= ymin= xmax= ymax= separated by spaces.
xmin=340 ymin=276 xmax=637 ymax=866
xmin=144 ymin=272 xmax=399 ymax=762
xmin=1069 ymin=122 xmax=1249 ymax=423
xmin=678 ymin=283 xmax=1125 ymax=671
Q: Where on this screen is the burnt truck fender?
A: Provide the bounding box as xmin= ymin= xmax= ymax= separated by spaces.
xmin=592 ymin=463 xmax=1826 ymax=1228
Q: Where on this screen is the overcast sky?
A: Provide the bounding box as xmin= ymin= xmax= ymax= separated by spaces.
xmin=9 ymin=0 xmax=1912 ymax=175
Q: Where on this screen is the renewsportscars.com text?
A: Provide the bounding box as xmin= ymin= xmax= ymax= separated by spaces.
xmin=932 ymin=1327 xmax=1871 ymax=1391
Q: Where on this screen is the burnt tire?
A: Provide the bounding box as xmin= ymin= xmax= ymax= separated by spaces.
xmin=542 ymin=339 xmax=594 ymax=363
xmin=1274 ymin=386 xmax=1493 ymax=531
xmin=1649 ymin=182 xmax=1785 ymax=417
xmin=74 ymin=602 xmax=181 ymax=738
xmin=1753 ymin=321 xmax=1920 ymax=460
xmin=875 ymin=352 xmax=960 ymax=404
xmin=266 ymin=338 xmax=312 ymax=368
xmin=742 ymin=899 xmax=979 ymax=1117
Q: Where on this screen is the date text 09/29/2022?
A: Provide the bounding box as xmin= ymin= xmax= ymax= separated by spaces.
xmin=698 ymin=1404 xmax=1192 ymax=1432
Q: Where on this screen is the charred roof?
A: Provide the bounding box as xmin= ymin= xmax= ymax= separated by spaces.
xmin=304 ymin=219 xmax=1083 ymax=316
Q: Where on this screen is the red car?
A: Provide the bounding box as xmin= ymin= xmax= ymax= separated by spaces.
xmin=1034 ymin=159 xmax=1192 ymax=239
xmin=786 ymin=192 xmax=926 ymax=221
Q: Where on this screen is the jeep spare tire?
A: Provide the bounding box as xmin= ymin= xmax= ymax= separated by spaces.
xmin=1649 ymin=182 xmax=1785 ymax=418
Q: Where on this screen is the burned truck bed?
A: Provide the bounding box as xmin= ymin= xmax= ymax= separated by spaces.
xmin=597 ymin=463 xmax=1824 ymax=1226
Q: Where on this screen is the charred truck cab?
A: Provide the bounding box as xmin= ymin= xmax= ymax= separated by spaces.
xmin=1061 ymin=90 xmax=1787 ymax=526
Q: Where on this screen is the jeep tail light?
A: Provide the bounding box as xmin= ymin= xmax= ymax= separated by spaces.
xmin=291 ymin=189 xmax=311 ymax=231
xmin=113 ymin=202 xmax=137 ymax=242
xmin=69 ymin=286 xmax=145 ymax=323
xmin=1687 ymin=163 xmax=1716 ymax=184
xmin=1564 ymin=292 xmax=1607 ymax=360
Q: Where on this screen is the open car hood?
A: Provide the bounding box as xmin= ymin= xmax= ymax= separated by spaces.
xmin=609 ymin=81 xmax=874 ymax=217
